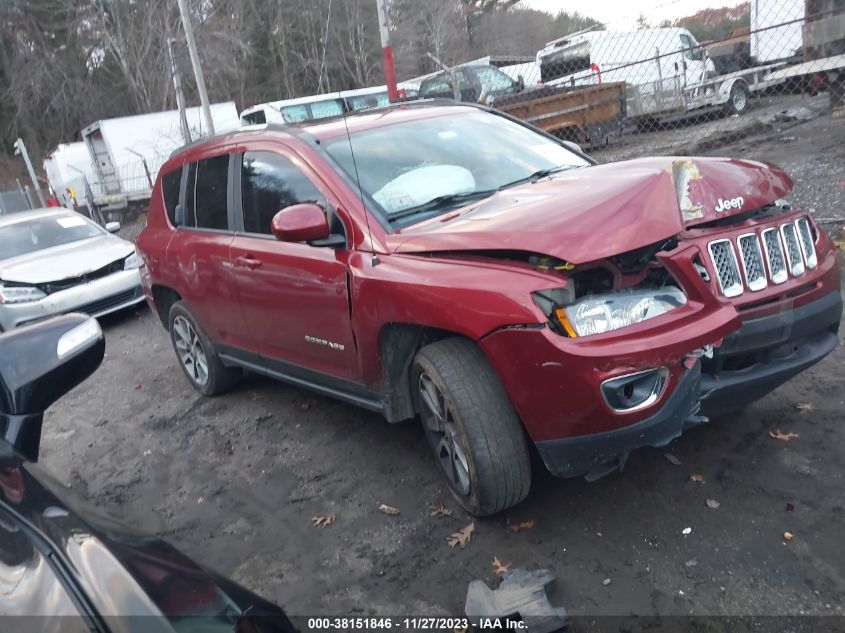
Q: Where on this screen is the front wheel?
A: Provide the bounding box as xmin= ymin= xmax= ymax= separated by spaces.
xmin=168 ymin=301 xmax=241 ymax=396
xmin=412 ymin=338 xmax=531 ymax=516
xmin=726 ymin=82 xmax=749 ymax=115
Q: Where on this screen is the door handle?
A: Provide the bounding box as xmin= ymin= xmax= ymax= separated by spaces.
xmin=235 ymin=255 xmax=262 ymax=270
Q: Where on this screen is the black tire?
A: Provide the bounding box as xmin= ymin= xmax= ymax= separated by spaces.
xmin=412 ymin=338 xmax=531 ymax=516
xmin=168 ymin=301 xmax=241 ymax=396
xmin=726 ymin=82 xmax=749 ymax=115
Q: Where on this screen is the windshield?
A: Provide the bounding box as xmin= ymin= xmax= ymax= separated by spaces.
xmin=0 ymin=214 xmax=103 ymax=260
xmin=324 ymin=110 xmax=590 ymax=225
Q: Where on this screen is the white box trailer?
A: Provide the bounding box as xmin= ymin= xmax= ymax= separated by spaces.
xmin=42 ymin=142 xmax=97 ymax=208
xmin=81 ymin=102 xmax=240 ymax=206
xmin=751 ymin=0 xmax=805 ymax=63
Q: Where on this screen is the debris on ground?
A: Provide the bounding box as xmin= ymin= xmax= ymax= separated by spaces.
xmin=465 ymin=568 xmax=567 ymax=633
xmin=448 ymin=522 xmax=475 ymax=548
xmin=312 ymin=514 xmax=335 ymax=528
xmin=684 ymin=559 xmax=698 ymax=568
xmin=664 ymin=453 xmax=682 ymax=466
xmin=784 ymin=531 xmax=795 ymax=542
xmin=690 ymin=473 xmax=705 ymax=483
xmin=682 ymin=527 xmax=692 ymax=536
xmin=706 ymin=498 xmax=721 ymax=509
xmin=786 ymin=503 xmax=795 ymax=512
xmin=771 ymin=107 xmax=816 ymax=122
xmin=796 ymin=403 xmax=815 ymax=413
xmin=601 ymin=577 xmax=611 ymax=586
xmin=430 ymin=505 xmax=452 ymax=518
xmin=770 ymin=429 xmax=800 ymax=442
xmin=491 ymin=556 xmax=511 ymax=575
xmin=378 ymin=503 xmax=400 ymax=516
xmin=508 ymin=520 xmax=535 ymax=533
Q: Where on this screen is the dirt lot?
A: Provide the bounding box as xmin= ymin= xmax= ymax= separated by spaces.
xmin=41 ymin=104 xmax=845 ymax=624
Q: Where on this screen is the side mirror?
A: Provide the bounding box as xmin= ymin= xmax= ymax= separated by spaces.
xmin=105 ymin=221 xmax=121 ymax=233
xmin=0 ymin=314 xmax=105 ymax=462
xmin=562 ymin=140 xmax=584 ymax=154
xmin=271 ymin=203 xmax=331 ymax=243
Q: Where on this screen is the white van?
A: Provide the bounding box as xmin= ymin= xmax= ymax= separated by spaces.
xmin=537 ymin=26 xmax=789 ymax=120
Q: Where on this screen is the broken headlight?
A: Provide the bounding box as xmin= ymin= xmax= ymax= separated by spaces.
xmin=534 ymin=287 xmax=687 ymax=337
xmin=0 ymin=283 xmax=47 ymax=304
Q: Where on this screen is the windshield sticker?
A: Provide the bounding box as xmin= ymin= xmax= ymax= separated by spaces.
xmin=57 ymin=216 xmax=87 ymax=228
xmin=672 ymin=160 xmax=704 ymax=222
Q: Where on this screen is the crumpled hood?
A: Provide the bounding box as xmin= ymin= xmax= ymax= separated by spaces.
xmin=385 ymin=156 xmax=793 ymax=264
xmin=0 ymin=234 xmax=133 ymax=285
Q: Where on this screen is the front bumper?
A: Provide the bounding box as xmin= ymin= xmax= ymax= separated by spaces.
xmin=0 ymin=269 xmax=144 ymax=331
xmin=532 ymin=290 xmax=841 ymax=480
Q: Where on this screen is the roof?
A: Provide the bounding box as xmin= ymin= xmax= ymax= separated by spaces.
xmin=0 ymin=207 xmax=72 ymax=227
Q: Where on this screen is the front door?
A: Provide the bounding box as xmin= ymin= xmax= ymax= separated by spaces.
xmin=228 ymin=148 xmax=359 ymax=379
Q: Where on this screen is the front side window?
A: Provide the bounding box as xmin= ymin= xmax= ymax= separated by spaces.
xmin=324 ymin=110 xmax=589 ymax=227
xmin=192 ymin=155 xmax=230 ymax=230
xmin=475 ymin=66 xmax=516 ymax=93
xmin=680 ymin=34 xmax=703 ymax=61
xmin=241 ymin=151 xmax=325 ymax=235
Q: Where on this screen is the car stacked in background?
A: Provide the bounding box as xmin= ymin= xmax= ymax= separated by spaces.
xmin=136 ymin=101 xmax=841 ymax=516
xmin=0 ymin=314 xmax=295 ymax=631
xmin=0 ymin=208 xmax=144 ymax=331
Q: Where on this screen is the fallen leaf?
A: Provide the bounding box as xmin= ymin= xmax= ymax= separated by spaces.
xmin=197 ymin=496 xmax=205 ymax=504
xmin=251 ymin=392 xmax=266 ymax=401
xmin=834 ymin=240 xmax=845 ymax=251
xmin=491 ymin=556 xmax=510 ymax=575
xmin=796 ymin=403 xmax=815 ymax=413
xmin=783 ymin=531 xmax=794 ymax=541
xmin=447 ymin=522 xmax=475 ymax=548
xmin=430 ymin=505 xmax=452 ymax=518
xmin=507 ymin=519 xmax=535 ymax=533
xmin=706 ymin=498 xmax=721 ymax=509
xmin=378 ymin=503 xmax=400 ymax=516
xmin=785 ymin=503 xmax=795 ymax=512
xmin=312 ymin=514 xmax=335 ymax=528
xmin=770 ymin=429 xmax=800 ymax=442
xmin=297 ymin=399 xmax=316 ymax=412
xmin=690 ymin=473 xmax=705 ymax=483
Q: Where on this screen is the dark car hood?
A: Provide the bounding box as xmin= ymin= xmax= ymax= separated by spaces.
xmin=385 ymin=157 xmax=793 ymax=264
xmin=0 ymin=444 xmax=292 ymax=631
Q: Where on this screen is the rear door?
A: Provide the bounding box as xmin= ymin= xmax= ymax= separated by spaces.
xmin=85 ymin=129 xmax=120 ymax=194
xmin=229 ymin=146 xmax=359 ymax=379
xmin=165 ymin=151 xmax=243 ymax=345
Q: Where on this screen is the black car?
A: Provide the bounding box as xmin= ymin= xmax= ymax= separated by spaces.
xmin=0 ymin=314 xmax=296 ymax=633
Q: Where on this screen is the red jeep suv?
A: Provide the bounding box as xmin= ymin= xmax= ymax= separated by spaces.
xmin=137 ymin=102 xmax=842 ymax=515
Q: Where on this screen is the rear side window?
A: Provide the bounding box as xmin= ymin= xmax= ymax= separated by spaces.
xmin=161 ymin=168 xmax=182 ymax=226
xmin=241 ymin=151 xmax=325 ymax=235
xmin=192 ymin=155 xmax=230 ymax=230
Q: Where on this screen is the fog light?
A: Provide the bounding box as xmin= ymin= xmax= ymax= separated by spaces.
xmin=601 ymin=367 xmax=669 ymax=413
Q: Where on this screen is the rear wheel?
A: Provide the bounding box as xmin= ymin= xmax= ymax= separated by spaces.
xmin=412 ymin=338 xmax=531 ymax=516
xmin=168 ymin=301 xmax=240 ymax=396
xmin=726 ymin=82 xmax=749 ymax=115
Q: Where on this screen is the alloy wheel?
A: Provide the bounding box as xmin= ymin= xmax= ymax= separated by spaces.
xmin=173 ymin=316 xmax=209 ymax=386
xmin=733 ymin=87 xmax=747 ymax=112
xmin=418 ymin=373 xmax=471 ymax=496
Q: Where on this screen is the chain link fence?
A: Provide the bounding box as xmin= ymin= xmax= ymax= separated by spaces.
xmin=394 ymin=0 xmax=843 ymax=161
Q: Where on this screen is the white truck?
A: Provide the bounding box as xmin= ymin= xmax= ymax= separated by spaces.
xmin=42 ymin=142 xmax=97 ymax=209
xmin=536 ymin=26 xmax=789 ymax=123
xmin=81 ymin=102 xmax=240 ymax=207
xmin=751 ymin=0 xmax=805 ymax=63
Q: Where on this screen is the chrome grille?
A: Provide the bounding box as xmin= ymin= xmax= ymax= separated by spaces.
xmin=737 ymin=234 xmax=767 ymax=291
xmin=707 ymin=239 xmax=743 ymax=297
xmin=795 ymin=218 xmax=817 ymax=269
xmin=780 ymin=223 xmax=805 ymax=276
xmin=761 ymin=228 xmax=788 ymax=284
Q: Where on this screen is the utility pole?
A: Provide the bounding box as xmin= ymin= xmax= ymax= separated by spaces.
xmin=13 ymin=138 xmax=46 ymax=207
xmin=168 ymin=38 xmax=192 ymax=145
xmin=175 ymin=0 xmax=214 ymax=135
xmin=375 ymin=0 xmax=398 ymax=102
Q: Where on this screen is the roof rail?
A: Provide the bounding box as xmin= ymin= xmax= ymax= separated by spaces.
xmin=544 ymin=23 xmax=602 ymax=48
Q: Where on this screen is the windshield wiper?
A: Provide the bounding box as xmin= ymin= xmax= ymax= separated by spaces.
xmin=500 ymin=164 xmax=581 ymax=190
xmin=389 ymin=189 xmax=498 ymax=221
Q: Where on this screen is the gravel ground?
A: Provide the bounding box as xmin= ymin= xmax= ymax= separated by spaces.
xmin=40 ymin=102 xmax=844 ymax=626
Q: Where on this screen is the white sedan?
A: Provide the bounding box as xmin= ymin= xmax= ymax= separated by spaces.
xmin=0 ymin=208 xmax=144 ymax=331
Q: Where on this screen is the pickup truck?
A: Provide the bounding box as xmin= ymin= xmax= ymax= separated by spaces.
xmin=137 ymin=102 xmax=842 ymax=515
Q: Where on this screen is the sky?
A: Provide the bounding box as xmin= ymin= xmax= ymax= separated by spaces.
xmin=519 ymin=0 xmax=747 ymax=30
